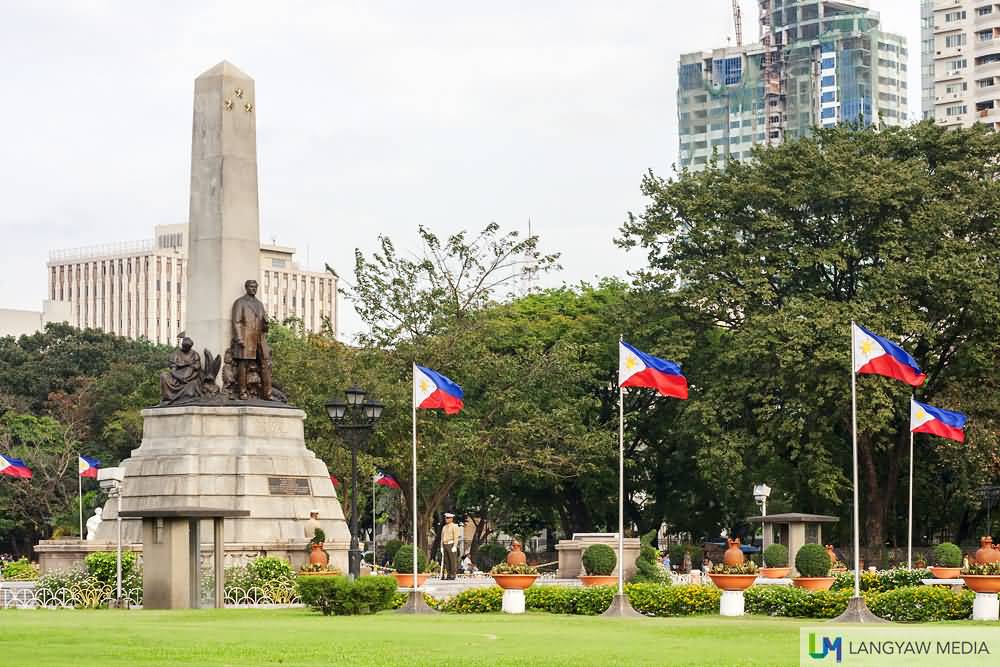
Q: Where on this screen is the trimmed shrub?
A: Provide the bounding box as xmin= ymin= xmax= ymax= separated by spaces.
xmin=581 ymin=544 xmax=616 ymax=576
xmin=744 ymin=585 xmax=851 ymax=618
xmin=297 ymin=575 xmax=398 ymax=615
xmin=247 ymin=556 xmax=294 ymax=586
xmin=393 ymin=545 xmax=428 ymax=574
xmin=1 ymin=557 xmax=39 ymax=581
xmin=933 ymin=542 xmax=962 ymax=568
xmin=383 ymin=539 xmax=403 ymax=563
xmin=474 ymin=543 xmax=509 ymax=572
xmin=830 ymin=568 xmax=931 ymax=593
xmin=631 ymin=530 xmax=668 ymax=583
xmin=85 ymin=551 xmax=139 ymax=590
xmin=763 ymin=544 xmax=788 ymax=568
xmin=867 ymin=586 xmax=973 ymax=622
xmin=795 ymin=544 xmax=831 ymax=577
xmin=439 ymin=586 xmax=503 ymax=613
xmin=627 ymin=583 xmax=719 ymax=616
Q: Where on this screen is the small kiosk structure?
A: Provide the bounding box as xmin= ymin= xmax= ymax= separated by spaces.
xmin=747 ymin=512 xmax=839 ymax=576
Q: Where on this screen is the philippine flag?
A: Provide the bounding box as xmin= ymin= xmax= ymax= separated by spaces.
xmin=0 ymin=454 xmax=32 ymax=479
xmin=329 ymin=474 xmax=341 ymax=487
xmin=375 ymin=470 xmax=401 ymax=489
xmin=413 ymin=364 xmax=464 ymax=414
xmin=911 ymin=398 xmax=967 ymax=443
xmin=619 ymin=341 xmax=689 ymax=400
xmin=79 ymin=455 xmax=100 ymax=478
xmin=852 ymin=323 xmax=926 ymax=387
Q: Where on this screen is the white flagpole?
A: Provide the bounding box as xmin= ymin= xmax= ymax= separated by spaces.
xmin=850 ymin=322 xmax=861 ymax=598
xmin=372 ymin=472 xmax=377 ymax=568
xmin=618 ymin=334 xmax=625 ymax=598
xmin=908 ymin=396 xmax=914 ymax=570
xmin=412 ymin=365 xmax=419 ymax=586
xmin=618 ymin=382 xmax=625 ymax=597
xmin=78 ymin=461 xmax=83 ymax=538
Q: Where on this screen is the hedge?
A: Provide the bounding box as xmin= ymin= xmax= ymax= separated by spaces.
xmin=426 ymin=583 xmax=972 ymax=621
xmin=297 ymin=575 xmax=397 ymax=615
xmin=830 ymin=568 xmax=931 ymax=593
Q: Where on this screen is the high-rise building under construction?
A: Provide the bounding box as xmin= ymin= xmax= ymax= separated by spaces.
xmin=677 ymin=1 xmax=908 ymax=172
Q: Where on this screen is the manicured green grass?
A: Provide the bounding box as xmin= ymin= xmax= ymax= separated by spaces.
xmin=0 ymin=609 xmax=813 ymax=666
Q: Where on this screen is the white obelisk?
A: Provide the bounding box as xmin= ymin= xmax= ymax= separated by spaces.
xmin=185 ymin=61 xmax=261 ymax=360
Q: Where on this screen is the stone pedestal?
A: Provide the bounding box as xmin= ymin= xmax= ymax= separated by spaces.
xmin=502 ymin=589 xmax=525 ymax=614
xmin=556 ymin=533 xmax=641 ymax=580
xmin=973 ymin=593 xmax=999 ymax=621
xmin=87 ymin=405 xmax=350 ymax=572
xmin=719 ymin=590 xmax=745 ymax=617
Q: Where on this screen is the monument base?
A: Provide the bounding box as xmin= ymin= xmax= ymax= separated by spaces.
xmin=85 ymin=405 xmax=350 ymax=572
xmin=502 ymin=589 xmax=526 ymax=614
xmin=396 ymin=590 xmax=438 ymax=614
xmin=973 ymin=593 xmax=999 ymax=621
xmin=719 ymin=590 xmax=745 ymax=617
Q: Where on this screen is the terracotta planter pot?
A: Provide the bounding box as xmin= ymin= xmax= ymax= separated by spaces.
xmin=792 ymin=577 xmax=835 ymax=591
xmin=708 ymin=573 xmax=758 ymax=591
xmin=492 ymin=574 xmax=539 ymax=590
xmin=309 ymin=543 xmax=328 ymax=566
xmin=929 ymin=566 xmax=962 ymax=579
xmin=579 ymin=575 xmax=619 ymax=587
xmin=392 ymin=572 xmax=432 ymax=588
xmin=962 ymin=575 xmax=1000 ymax=593
xmin=723 ymin=538 xmax=744 ymax=566
xmin=758 ymin=567 xmax=791 ymax=579
xmin=975 ymin=537 xmax=1000 ymax=564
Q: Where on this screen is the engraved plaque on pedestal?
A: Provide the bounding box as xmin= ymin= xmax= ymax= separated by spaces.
xmin=268 ymin=476 xmax=311 ymax=496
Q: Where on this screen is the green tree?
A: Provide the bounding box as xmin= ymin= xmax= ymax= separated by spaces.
xmin=620 ymin=121 xmax=1000 ymax=547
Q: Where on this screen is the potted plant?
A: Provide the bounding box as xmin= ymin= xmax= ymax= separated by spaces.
xmin=759 ymin=544 xmax=790 ymax=579
xmin=962 ymin=560 xmax=1000 ymax=593
xmin=391 ymin=544 xmax=433 ymax=588
xmin=579 ymin=544 xmax=618 ymax=586
xmin=929 ymin=542 xmax=962 ymax=579
xmin=792 ymin=544 xmax=835 ymax=590
xmin=708 ymin=559 xmax=759 ymax=591
xmin=490 ymin=562 xmax=540 ymax=589
xmin=309 ymin=528 xmax=329 ymax=567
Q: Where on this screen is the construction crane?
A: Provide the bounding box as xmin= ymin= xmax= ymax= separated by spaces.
xmin=732 ymin=0 xmax=743 ymax=47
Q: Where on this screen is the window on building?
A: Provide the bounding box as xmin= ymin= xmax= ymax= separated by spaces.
xmin=821 ymin=107 xmax=836 ymax=119
xmin=821 ymin=57 xmax=835 ymax=69
xmin=976 ymin=53 xmax=1000 ymax=66
xmin=978 ymin=77 xmax=996 ymax=88
xmin=945 ymin=33 xmax=967 ymax=48
xmin=946 ymin=104 xmax=967 ymax=116
xmin=945 ymin=10 xmax=966 ymax=22
xmin=821 ymin=75 xmax=835 ymax=87
xmin=978 ymin=6 xmax=994 ymax=17
xmin=679 ymin=63 xmax=703 ymax=90
xmin=946 ymin=82 xmax=968 ymax=94
xmin=821 ymin=91 xmax=836 ymax=103
xmin=947 ymin=58 xmax=968 ymax=72
xmin=977 ymin=30 xmax=995 ymax=42
xmin=271 ymin=258 xmax=286 ymax=268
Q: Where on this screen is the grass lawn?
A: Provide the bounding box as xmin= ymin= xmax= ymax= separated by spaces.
xmin=1 ymin=609 xmax=817 ymax=667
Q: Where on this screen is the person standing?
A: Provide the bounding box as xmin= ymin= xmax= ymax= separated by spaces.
xmin=441 ymin=512 xmax=461 ymax=580
xmin=304 ymin=509 xmax=321 ymax=540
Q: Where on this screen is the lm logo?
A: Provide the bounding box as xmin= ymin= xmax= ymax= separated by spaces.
xmin=808 ymin=633 xmax=843 ymax=663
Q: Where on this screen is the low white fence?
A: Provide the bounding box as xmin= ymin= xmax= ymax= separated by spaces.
xmin=1 ymin=581 xmax=300 ymax=609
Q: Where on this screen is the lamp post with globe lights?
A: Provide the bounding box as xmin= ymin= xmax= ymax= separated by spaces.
xmin=326 ymin=386 xmax=384 ymax=579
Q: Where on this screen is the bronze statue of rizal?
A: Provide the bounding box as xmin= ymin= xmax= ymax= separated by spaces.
xmin=231 ymin=279 xmax=272 ymax=400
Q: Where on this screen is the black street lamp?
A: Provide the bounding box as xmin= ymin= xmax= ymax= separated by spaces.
xmin=326 ymin=387 xmax=384 ymax=579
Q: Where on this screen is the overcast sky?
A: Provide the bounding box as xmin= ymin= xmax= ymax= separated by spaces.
xmin=0 ymin=1 xmax=920 ymax=340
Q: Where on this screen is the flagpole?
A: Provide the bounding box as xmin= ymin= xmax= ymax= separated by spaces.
xmin=372 ymin=472 xmax=377 ymax=568
xmin=618 ymin=382 xmax=625 ymax=598
xmin=78 ymin=461 xmax=83 ymax=538
xmin=850 ymin=322 xmax=860 ymax=598
xmin=412 ymin=365 xmax=419 ymax=586
xmin=908 ymin=396 xmax=914 ymax=570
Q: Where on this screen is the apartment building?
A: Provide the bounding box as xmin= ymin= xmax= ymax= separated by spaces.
xmin=677 ymin=0 xmax=908 ymax=171
xmin=46 ymin=224 xmax=337 ymax=345
xmin=925 ymin=0 xmax=1000 ymax=129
